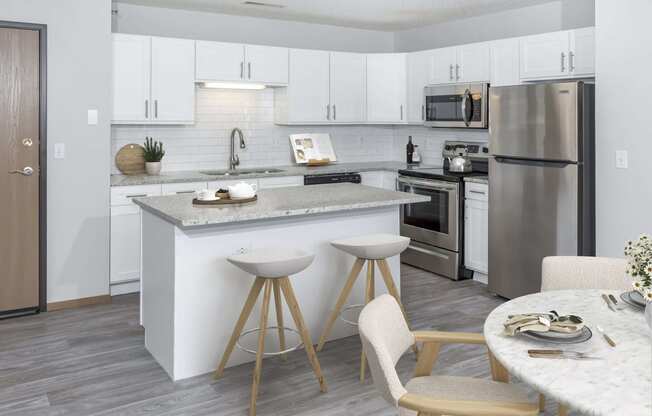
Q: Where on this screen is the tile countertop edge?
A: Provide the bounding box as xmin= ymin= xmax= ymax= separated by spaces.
xmin=111 ymin=161 xmax=434 ymax=187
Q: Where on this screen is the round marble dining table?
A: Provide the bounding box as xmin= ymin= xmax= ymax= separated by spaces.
xmin=484 ymin=289 xmax=652 ymax=416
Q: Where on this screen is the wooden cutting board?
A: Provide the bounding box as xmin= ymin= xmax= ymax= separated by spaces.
xmin=115 ymin=143 xmax=146 ymax=175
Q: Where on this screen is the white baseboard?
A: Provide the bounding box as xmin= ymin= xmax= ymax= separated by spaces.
xmin=473 ymin=272 xmax=488 ymax=285
xmin=110 ymin=280 xmax=140 ymax=296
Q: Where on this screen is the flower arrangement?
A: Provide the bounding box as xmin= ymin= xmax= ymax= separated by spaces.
xmin=624 ymin=234 xmax=652 ymax=302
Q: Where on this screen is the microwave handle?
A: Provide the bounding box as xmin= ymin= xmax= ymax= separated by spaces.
xmin=461 ymin=89 xmax=472 ymax=127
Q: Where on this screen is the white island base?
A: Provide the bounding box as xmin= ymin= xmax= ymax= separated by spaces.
xmin=141 ymin=206 xmax=401 ymax=381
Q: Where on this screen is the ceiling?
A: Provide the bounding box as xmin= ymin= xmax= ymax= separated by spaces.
xmin=116 ymin=0 xmax=557 ymax=31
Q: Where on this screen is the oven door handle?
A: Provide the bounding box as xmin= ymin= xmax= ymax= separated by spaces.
xmin=398 ymin=177 xmax=458 ymax=192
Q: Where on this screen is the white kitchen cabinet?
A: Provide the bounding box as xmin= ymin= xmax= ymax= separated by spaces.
xmin=429 ymin=47 xmax=457 ymax=84
xmin=330 ymin=52 xmax=366 ymax=123
xmin=258 ymin=176 xmax=303 ymax=189
xmin=407 ymin=50 xmax=431 ymax=123
xmin=112 ymin=34 xmax=151 ymax=123
xmin=195 ymin=41 xmax=245 ymax=82
xmin=520 ymin=28 xmax=594 ymax=81
xmin=110 ymin=184 xmax=162 ymax=295
xmin=366 ymin=53 xmax=407 ymax=123
xmin=382 ymin=171 xmax=398 ymax=190
xmin=490 ymin=38 xmax=521 ymax=87
xmin=275 ymin=49 xmax=331 ymax=124
xmin=151 ymin=37 xmax=195 ymax=123
xmin=456 ymin=43 xmax=490 ymax=82
xmin=244 ymin=44 xmax=289 ymax=85
xmin=112 ymin=34 xmax=195 ymax=124
xmin=361 ymin=171 xmax=397 ymax=190
xmin=464 ymin=182 xmax=488 ymax=275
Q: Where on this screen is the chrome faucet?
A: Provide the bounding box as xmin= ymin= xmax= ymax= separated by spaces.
xmin=229 ymin=128 xmax=246 ymax=170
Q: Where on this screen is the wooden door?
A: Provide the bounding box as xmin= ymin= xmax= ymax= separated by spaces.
xmin=330 ymin=51 xmax=366 ymax=123
xmin=151 ymin=37 xmax=195 ymax=123
xmin=195 ymin=41 xmax=245 ymax=82
xmin=0 ymin=28 xmax=40 ymax=313
xmin=245 ymin=45 xmax=288 ymax=85
xmin=366 ymin=53 xmax=407 ymax=123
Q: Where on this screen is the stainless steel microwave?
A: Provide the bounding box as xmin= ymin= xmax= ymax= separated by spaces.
xmin=424 ymin=83 xmax=489 ymax=128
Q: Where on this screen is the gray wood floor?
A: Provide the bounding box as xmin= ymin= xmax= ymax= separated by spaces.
xmin=0 ymin=265 xmax=568 ymax=415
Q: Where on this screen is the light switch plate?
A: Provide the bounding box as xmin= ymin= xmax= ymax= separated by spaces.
xmin=87 ymin=109 xmax=98 ymax=125
xmin=615 ymin=150 xmax=628 ymax=169
xmin=54 ymin=143 xmax=65 ymax=159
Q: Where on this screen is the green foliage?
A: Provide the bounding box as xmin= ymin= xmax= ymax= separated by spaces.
xmin=143 ymin=137 xmax=165 ymax=162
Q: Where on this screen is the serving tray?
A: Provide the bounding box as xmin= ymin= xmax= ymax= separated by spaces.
xmin=192 ymin=195 xmax=257 ymax=206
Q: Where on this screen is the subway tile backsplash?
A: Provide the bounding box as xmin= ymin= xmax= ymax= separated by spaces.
xmin=111 ymin=88 xmax=488 ymax=174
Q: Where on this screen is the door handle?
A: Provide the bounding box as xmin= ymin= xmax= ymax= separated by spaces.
xmin=333 ymin=104 xmax=336 ymax=120
xmin=400 ymin=105 xmax=403 ymax=120
xmin=326 ymin=104 xmax=330 ymax=120
xmin=569 ymin=51 xmax=575 ymax=72
xmin=9 ymin=166 xmax=34 ymax=176
xmin=248 ymin=62 xmax=251 ymax=79
xmin=240 ymin=62 xmax=244 ymax=79
xmin=422 ymin=104 xmax=425 ymax=121
xmin=154 ymin=100 xmax=158 ymax=118
xmin=455 ymin=64 xmax=460 ymax=81
xmin=561 ymin=52 xmax=566 ymax=72
xmin=145 ymin=100 xmax=149 ymax=118
xmin=461 ymin=89 xmax=472 ymax=127
xmin=449 ymin=64 xmax=454 ymax=80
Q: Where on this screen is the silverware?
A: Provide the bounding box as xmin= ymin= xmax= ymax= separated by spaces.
xmin=596 ymin=325 xmax=617 ymax=347
xmin=608 ymin=294 xmax=627 ymax=311
xmin=601 ymin=294 xmax=616 ymax=312
xmin=527 ymin=349 xmax=600 ymax=360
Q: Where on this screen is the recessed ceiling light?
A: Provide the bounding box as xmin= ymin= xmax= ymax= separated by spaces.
xmin=242 ymin=1 xmax=285 ymax=9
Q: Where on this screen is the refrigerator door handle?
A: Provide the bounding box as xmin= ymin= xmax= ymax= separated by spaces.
xmin=493 ymin=156 xmax=574 ymax=168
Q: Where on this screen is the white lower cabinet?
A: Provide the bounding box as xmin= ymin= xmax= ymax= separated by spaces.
xmin=361 ymin=171 xmax=398 ymax=190
xmin=110 ymin=184 xmax=162 ymax=295
xmin=161 ymin=181 xmax=207 ymax=195
xmin=464 ymin=182 xmax=488 ymax=275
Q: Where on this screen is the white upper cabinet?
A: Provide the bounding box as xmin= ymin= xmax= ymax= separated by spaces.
xmin=195 ymin=41 xmax=245 ymax=81
xmin=366 ymin=53 xmax=407 ymax=123
xmin=112 ymin=34 xmax=151 ymax=123
xmin=195 ymin=41 xmax=289 ymax=85
xmin=569 ymin=27 xmax=595 ymax=77
xmin=490 ymin=38 xmax=521 ymax=87
xmin=112 ymin=34 xmax=195 ymax=124
xmin=330 ymin=52 xmax=366 ymax=123
xmin=407 ymin=50 xmax=431 ymax=123
xmin=520 ymin=28 xmax=594 ymax=80
xmin=275 ymin=49 xmax=330 ymax=124
xmin=456 ymin=43 xmax=490 ymax=82
xmin=244 ymin=45 xmax=288 ymax=85
xmin=150 ymin=37 xmax=195 ymax=123
xmin=430 ymin=47 xmax=457 ymax=84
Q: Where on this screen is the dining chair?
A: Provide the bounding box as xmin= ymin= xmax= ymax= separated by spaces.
xmin=358 ymin=294 xmax=539 ymax=416
xmin=541 ymin=256 xmax=629 ymax=291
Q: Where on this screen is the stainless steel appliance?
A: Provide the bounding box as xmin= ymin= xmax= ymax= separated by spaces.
xmin=488 ymin=81 xmax=595 ymax=299
xmin=304 ymin=172 xmax=361 ymax=185
xmin=424 ymin=83 xmax=489 ymax=128
xmin=398 ymin=141 xmax=489 ymax=280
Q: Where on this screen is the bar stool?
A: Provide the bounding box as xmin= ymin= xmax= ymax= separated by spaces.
xmin=316 ymin=233 xmax=417 ymax=383
xmin=214 ymin=248 xmax=328 ymax=416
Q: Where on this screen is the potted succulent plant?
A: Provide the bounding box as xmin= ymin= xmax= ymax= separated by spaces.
xmin=143 ymin=136 xmax=165 ymax=175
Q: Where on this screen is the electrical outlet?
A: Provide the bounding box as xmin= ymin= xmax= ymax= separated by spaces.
xmin=87 ymin=109 xmax=98 ymax=125
xmin=615 ymin=150 xmax=628 ymax=169
xmin=54 ymin=143 xmax=65 ymax=159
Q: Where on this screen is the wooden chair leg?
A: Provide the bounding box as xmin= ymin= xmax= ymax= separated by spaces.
xmin=249 ymin=279 xmax=272 ymax=416
xmin=413 ymin=342 xmax=441 ymax=377
xmin=272 ymin=280 xmax=286 ymax=361
xmin=360 ymin=259 xmax=375 ymax=383
xmin=279 ymin=277 xmax=328 ymax=393
xmin=539 ymin=394 xmax=545 ymax=412
xmin=558 ymin=404 xmax=569 ymax=416
xmin=488 ymin=349 xmax=510 ymax=383
xmin=316 ymin=258 xmax=365 ymax=351
xmin=215 ymin=277 xmax=265 ymax=379
xmin=377 ymin=258 xmax=419 ymax=357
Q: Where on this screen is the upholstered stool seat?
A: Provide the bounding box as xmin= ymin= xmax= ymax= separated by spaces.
xmin=331 ymin=234 xmax=410 ymax=260
xmin=215 ymin=248 xmax=327 ymax=416
xmin=227 ymin=248 xmax=315 ymax=278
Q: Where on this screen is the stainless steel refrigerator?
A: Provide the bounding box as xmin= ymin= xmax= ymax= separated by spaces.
xmin=488 ymin=81 xmax=595 ymax=299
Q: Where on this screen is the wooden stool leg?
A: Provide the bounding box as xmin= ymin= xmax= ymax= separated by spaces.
xmin=250 ymin=279 xmax=273 ymax=416
xmin=272 ymin=280 xmax=286 ymax=361
xmin=215 ymin=277 xmax=265 ymax=379
xmin=279 ymin=277 xmax=328 ymax=393
xmin=360 ymin=259 xmax=375 ymax=383
xmin=377 ymin=259 xmax=419 ymax=357
xmin=558 ymin=404 xmax=569 ymax=416
xmin=316 ymin=258 xmax=365 ymax=351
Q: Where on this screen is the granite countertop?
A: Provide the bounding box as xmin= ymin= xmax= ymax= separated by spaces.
xmin=111 ymin=161 xmax=431 ymax=187
xmin=133 ymin=183 xmax=430 ymax=228
xmin=464 ymin=176 xmax=489 ymax=184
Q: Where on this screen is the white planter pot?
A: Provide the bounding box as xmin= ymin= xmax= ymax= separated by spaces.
xmin=145 ymin=161 xmax=161 ymax=175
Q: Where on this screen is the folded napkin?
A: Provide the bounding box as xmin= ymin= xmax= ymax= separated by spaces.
xmin=503 ymin=311 xmax=584 ymax=336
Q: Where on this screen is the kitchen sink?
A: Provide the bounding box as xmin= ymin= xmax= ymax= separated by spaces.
xmin=200 ymin=168 xmax=285 ymax=176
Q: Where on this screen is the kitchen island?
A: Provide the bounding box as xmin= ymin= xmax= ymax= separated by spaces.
xmin=133 ymin=183 xmax=428 ymax=381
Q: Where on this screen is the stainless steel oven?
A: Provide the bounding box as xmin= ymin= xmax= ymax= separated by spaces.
xmin=424 ymin=83 xmax=489 ymax=128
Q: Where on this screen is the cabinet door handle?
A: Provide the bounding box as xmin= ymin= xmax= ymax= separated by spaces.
xmin=422 ymin=104 xmax=425 ymax=121
xmin=248 ymin=62 xmax=251 ymax=79
xmin=240 ymin=61 xmax=244 ymax=78
xmin=326 ymin=104 xmax=330 ymax=120
xmin=400 ymin=105 xmax=403 ymax=120
xmin=145 ymin=100 xmax=149 ymax=118
xmin=449 ymin=64 xmax=454 ymax=80
xmin=455 ymin=64 xmax=460 ymax=81
xmin=176 ymin=190 xmax=196 ymax=194
xmin=126 ymin=194 xmax=147 ymax=199
xmin=561 ymin=52 xmax=566 ymax=72
xmin=569 ymin=51 xmax=575 ymax=72
xmin=470 ymin=190 xmax=486 ymax=195
xmin=154 ymin=100 xmax=158 ymax=118
xmin=333 ymin=104 xmax=336 ymax=120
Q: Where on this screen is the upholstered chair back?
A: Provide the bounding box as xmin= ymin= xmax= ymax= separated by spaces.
xmin=541 ymin=256 xmax=629 ymax=291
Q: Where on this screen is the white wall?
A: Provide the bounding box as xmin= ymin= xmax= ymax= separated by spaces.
xmin=112 ymin=3 xmax=394 ymax=53
xmin=595 ymin=0 xmax=652 ymax=256
xmin=394 ymin=0 xmax=594 ymax=52
xmin=2 ymin=0 xmax=112 ymax=303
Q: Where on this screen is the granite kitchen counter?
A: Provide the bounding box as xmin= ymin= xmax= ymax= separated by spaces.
xmin=111 ymin=161 xmax=431 ymax=187
xmin=133 ymin=182 xmax=429 ymax=228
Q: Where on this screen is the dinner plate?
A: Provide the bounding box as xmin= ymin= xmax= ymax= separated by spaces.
xmin=520 ymin=327 xmax=592 ymax=344
xmin=620 ymin=291 xmax=646 ymax=310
